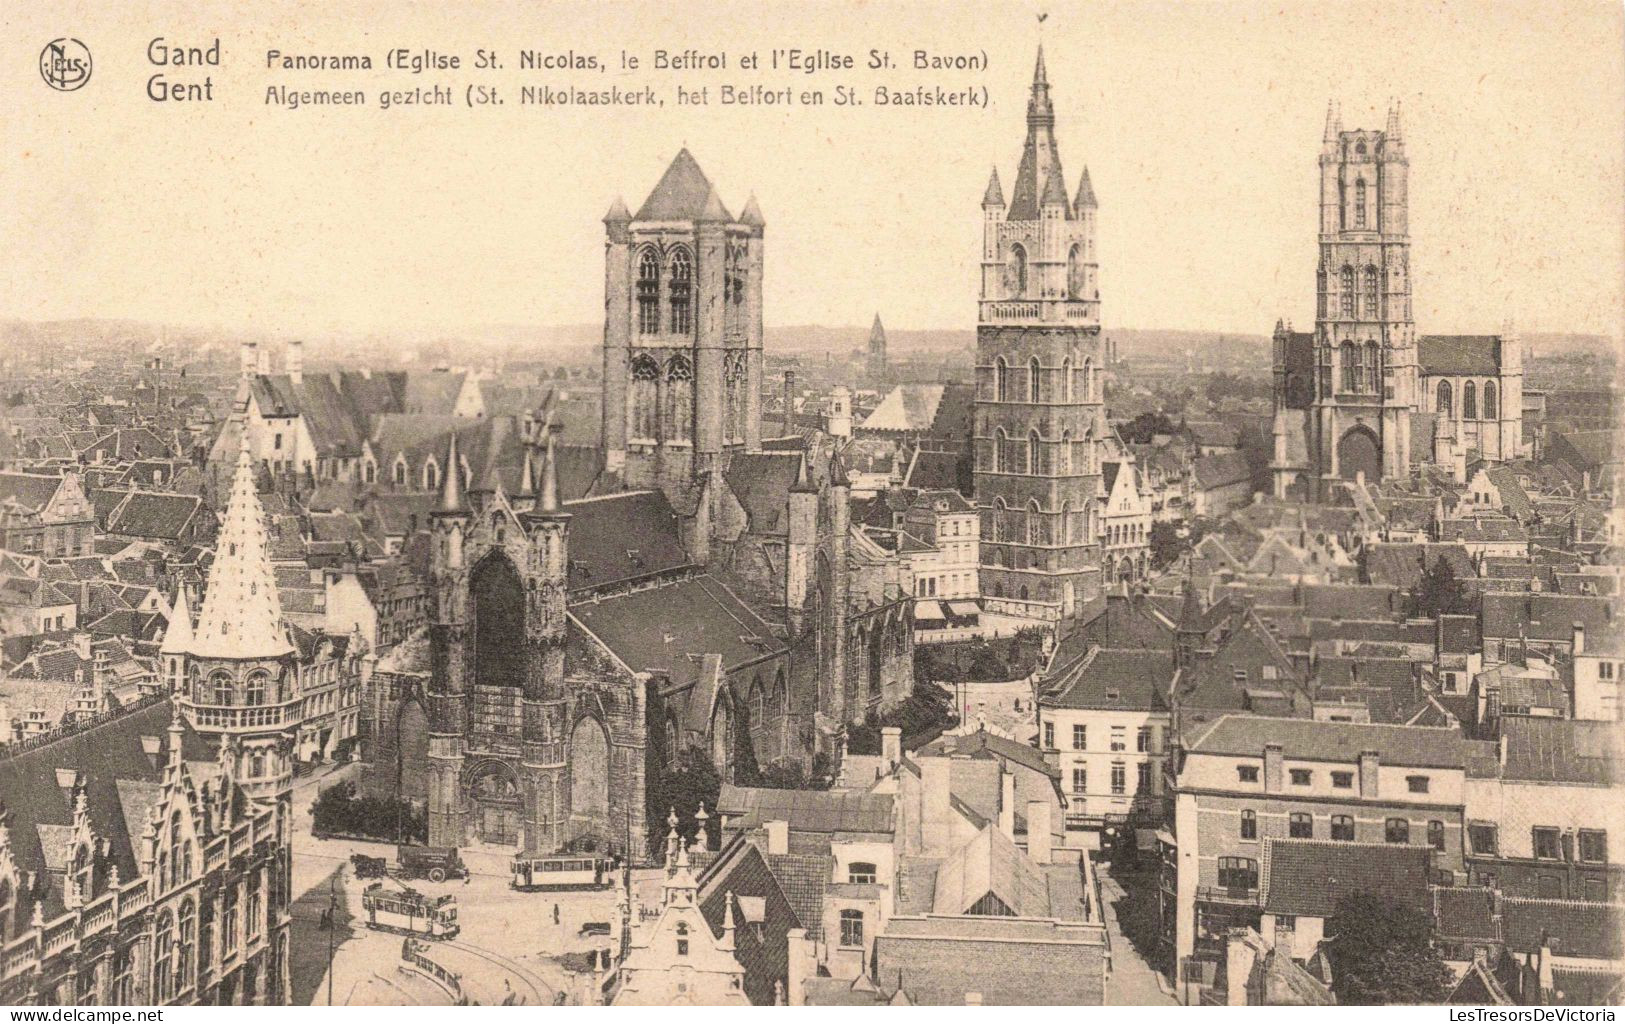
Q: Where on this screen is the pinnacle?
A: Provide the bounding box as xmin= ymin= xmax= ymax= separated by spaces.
xmin=982 ymin=166 xmax=1005 ymax=208
xmin=436 ymin=431 xmax=466 ymax=514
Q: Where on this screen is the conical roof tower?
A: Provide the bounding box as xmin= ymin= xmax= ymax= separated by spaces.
xmin=190 ymin=424 xmax=292 ymax=659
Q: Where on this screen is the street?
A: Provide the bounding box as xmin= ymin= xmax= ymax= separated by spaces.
xmin=288 ymin=764 xmax=636 ymax=1005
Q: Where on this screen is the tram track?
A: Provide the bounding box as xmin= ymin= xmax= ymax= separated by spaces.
xmin=439 ymin=938 xmax=555 ymax=1005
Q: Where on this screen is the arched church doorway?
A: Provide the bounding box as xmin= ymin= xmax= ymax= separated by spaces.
xmin=468 ymin=761 xmax=520 ymax=847
xmin=1337 ymin=426 xmax=1381 ymax=483
xmin=472 ymin=553 xmax=525 ymax=690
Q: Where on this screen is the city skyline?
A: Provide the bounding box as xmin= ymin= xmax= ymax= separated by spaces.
xmin=2 ymin=0 xmax=1622 ymax=340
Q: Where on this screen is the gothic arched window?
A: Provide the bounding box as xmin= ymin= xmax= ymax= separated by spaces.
xmin=1340 ymin=266 xmax=1355 ymax=318
xmin=154 ymin=910 xmax=175 ymax=1002
xmin=1027 ymin=500 xmax=1043 ymax=546
xmin=1060 ymin=358 xmax=1072 ymax=402
xmin=992 ymin=497 xmax=1007 ymax=543
xmin=723 ymin=355 xmax=744 ymax=444
xmin=667 ymin=247 xmax=693 ymax=334
xmin=629 ymin=355 xmax=659 ymax=441
xmin=423 ymin=459 xmax=439 ymax=492
xmin=210 ymin=672 xmax=232 ymax=706
xmin=995 ymin=357 xmax=1010 ymax=402
xmin=665 ymin=355 xmax=694 ymax=443
xmin=1059 ymin=500 xmax=1071 ymax=544
xmin=178 ymin=898 xmax=196 ymax=992
xmin=1008 ymin=244 xmax=1029 ymax=298
xmin=1483 ymin=381 xmax=1498 ymax=420
xmin=1463 ymin=382 xmax=1477 ymax=420
xmin=1028 ymin=430 xmax=1041 ymax=475
xmin=993 ymin=429 xmax=1007 ymax=474
xmin=1340 ymin=342 xmax=1358 ymax=392
xmin=636 ymin=248 xmax=661 ymax=335
xmin=1028 ymin=358 xmax=1042 ymax=402
xmin=1081 ymin=357 xmax=1093 ymax=401
xmin=1354 ymin=178 xmax=1367 ymax=228
xmin=1364 ymin=265 xmax=1380 ymax=319
xmin=1317 ymin=269 xmax=1328 ymax=318
xmin=1436 ymin=380 xmax=1453 ymax=416
xmin=392 ymin=457 xmax=406 ymax=486
xmin=1066 ymin=244 xmax=1084 ymax=299
xmin=244 ymin=672 xmax=267 ymax=707
xmin=1365 ymin=341 xmax=1381 ymax=393
xmin=1059 ymin=431 xmax=1072 ymax=475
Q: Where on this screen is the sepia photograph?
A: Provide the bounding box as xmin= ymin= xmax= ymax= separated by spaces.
xmin=0 ymin=0 xmax=1621 ymax=1010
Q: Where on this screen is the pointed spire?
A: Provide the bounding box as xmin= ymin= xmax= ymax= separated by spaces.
xmin=159 ymin=586 xmax=193 ymax=656
xmin=1323 ymin=99 xmax=1338 ymax=143
xmin=740 ymin=193 xmax=765 ymax=227
xmin=538 ymin=429 xmax=561 ymax=513
xmin=1033 ymin=44 xmax=1048 ymax=87
xmin=515 ymin=445 xmax=536 ymax=499
xmin=719 ymin=890 xmax=738 ymax=952
xmin=603 ymin=196 xmax=631 ymax=223
xmin=1041 ymin=170 xmax=1069 ymax=210
xmin=1075 ymin=166 xmax=1097 ymax=209
xmin=982 ymin=167 xmax=1005 ymax=208
xmin=190 ymin=417 xmax=292 ymax=659
xmin=436 ymin=431 xmax=466 ymax=515
xmin=1177 ymin=577 xmax=1205 ymax=633
xmin=1386 ymin=100 xmax=1404 ymax=145
xmin=792 ymin=453 xmax=817 ymax=493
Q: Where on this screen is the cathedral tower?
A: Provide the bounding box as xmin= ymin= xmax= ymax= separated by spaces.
xmin=973 ymin=46 xmax=1105 ymax=619
xmin=602 ymin=151 xmax=764 ymax=495
xmin=1307 ymin=102 xmax=1416 ymax=494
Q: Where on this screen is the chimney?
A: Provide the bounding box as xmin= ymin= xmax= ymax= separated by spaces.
xmin=1572 ymin=620 xmax=1585 ymax=655
xmin=1263 ymin=744 xmax=1284 ymax=793
xmin=782 ymin=371 xmax=797 ymax=437
xmin=764 ymin=819 xmax=789 ymax=856
xmin=921 ymin=756 xmax=953 ymax=856
xmin=1225 ymin=929 xmax=1257 ymax=1007
xmin=998 ymin=768 xmax=1016 ymax=840
xmin=881 ymin=726 xmax=901 ymax=772
xmin=55 ymin=767 xmax=78 ymax=793
xmin=1358 ymin=750 xmax=1380 ymax=799
xmin=74 ymin=632 xmax=91 ymax=661
xmin=1026 ymin=798 xmax=1052 ymax=865
xmin=287 ymin=340 xmax=304 ymax=384
xmin=784 ymin=928 xmax=811 ymax=1006
xmin=239 ymin=341 xmax=257 ymax=379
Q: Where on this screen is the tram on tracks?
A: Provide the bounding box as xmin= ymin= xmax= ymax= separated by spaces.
xmin=510 ymin=854 xmax=615 ymax=892
xmin=360 ymin=882 xmax=460 ymax=940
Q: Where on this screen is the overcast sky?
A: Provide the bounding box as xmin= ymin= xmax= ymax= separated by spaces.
xmin=4 ymin=0 xmax=1622 ymax=340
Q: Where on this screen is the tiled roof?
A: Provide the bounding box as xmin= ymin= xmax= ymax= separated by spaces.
xmin=874 ymin=918 xmax=1107 ymax=1005
xmin=563 ymin=490 xmax=691 ymax=591
xmin=634 ymin=148 xmax=733 ymax=222
xmin=1363 ymin=543 xmax=1475 ymax=591
xmin=716 ymin=785 xmax=894 ymax=835
xmin=1260 ymin=838 xmax=1432 ymax=918
xmin=1193 ymin=451 xmax=1252 ymax=490
xmin=724 ymin=452 xmax=802 ymax=536
xmin=570 ymin=575 xmax=779 ymax=684
xmin=1439 ymin=518 xmax=1529 ymax=544
xmin=1433 ymin=886 xmax=1500 ymax=942
xmin=106 ymin=491 xmax=203 ymax=540
xmin=1186 ymin=714 xmax=1469 ymax=769
xmin=1481 ymin=592 xmax=1613 ymax=642
xmin=1495 ymin=716 xmax=1619 ymax=785
xmin=1502 ymin=897 xmax=1625 ymax=959
xmin=860 ymin=385 xmax=946 ymax=434
xmin=1419 ymin=335 xmax=1502 ymax=376
xmin=1041 ymin=647 xmax=1171 ymax=712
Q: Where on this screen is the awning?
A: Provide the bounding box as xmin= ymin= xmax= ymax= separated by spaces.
xmin=913 ymin=600 xmax=945 ymax=621
xmin=947 ymin=601 xmax=981 ymax=616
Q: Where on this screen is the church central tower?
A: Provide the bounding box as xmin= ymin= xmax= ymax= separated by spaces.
xmin=1308 ymin=103 xmax=1416 ymax=493
xmin=973 ymin=46 xmax=1105 ymax=619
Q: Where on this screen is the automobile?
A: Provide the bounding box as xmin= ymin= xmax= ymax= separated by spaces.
xmin=578 ymin=921 xmax=612 ymax=938
xmin=396 ymin=845 xmax=466 ymax=882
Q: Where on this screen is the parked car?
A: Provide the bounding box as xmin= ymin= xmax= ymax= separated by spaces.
xmin=396 ymin=845 xmax=466 ymax=882
xmin=578 ymin=921 xmax=612 ymax=938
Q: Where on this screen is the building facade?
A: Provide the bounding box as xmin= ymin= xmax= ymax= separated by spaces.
xmin=974 ymin=47 xmax=1107 ymax=621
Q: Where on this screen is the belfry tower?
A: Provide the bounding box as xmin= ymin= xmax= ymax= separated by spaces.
xmin=1306 ymin=102 xmax=1416 ymax=494
xmin=973 ymin=46 xmax=1105 ymax=619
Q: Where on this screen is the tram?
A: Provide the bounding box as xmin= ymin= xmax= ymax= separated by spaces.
xmin=510 ymin=854 xmax=614 ymax=891
xmin=360 ymin=882 xmax=460 ymax=940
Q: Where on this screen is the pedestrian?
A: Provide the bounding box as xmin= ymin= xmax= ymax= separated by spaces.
xmin=553 ymin=903 xmax=560 ymax=925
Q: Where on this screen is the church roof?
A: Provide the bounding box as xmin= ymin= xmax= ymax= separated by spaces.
xmin=982 ymin=167 xmax=1005 ymax=207
xmin=1419 ymin=335 xmax=1502 ymax=376
xmin=189 ymin=427 xmax=292 ymax=660
xmin=635 ymin=149 xmax=735 ymax=222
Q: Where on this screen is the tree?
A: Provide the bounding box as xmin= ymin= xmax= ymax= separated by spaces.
xmin=1324 ymin=893 xmax=1452 ymax=1004
xmin=1119 ymin=411 xmax=1178 ymax=445
xmin=644 ymin=746 xmax=721 ymax=858
xmin=1149 ymin=521 xmax=1185 ymax=569
xmin=1410 ymin=556 xmax=1469 ymax=618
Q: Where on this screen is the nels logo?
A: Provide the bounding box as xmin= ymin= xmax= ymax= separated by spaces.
xmin=40 ymin=38 xmax=92 ymax=91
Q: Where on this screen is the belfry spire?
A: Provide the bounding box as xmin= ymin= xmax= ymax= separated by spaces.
xmin=190 ymin=421 xmax=291 ymax=659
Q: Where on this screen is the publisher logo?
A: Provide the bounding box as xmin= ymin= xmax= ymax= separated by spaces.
xmin=40 ymin=39 xmax=92 ymax=91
